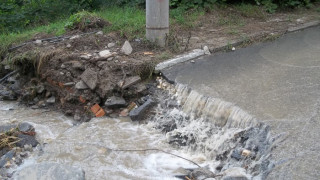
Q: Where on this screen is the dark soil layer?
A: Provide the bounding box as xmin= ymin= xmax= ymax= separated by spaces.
xmin=0 ymin=29 xmax=161 ymax=121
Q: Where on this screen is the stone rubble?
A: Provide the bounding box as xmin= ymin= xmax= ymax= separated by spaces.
xmin=75 ymin=80 xmax=89 ymax=90
xmin=129 ymin=98 xmax=156 ymax=121
xmin=105 ymin=96 xmax=127 ymax=109
xmin=99 ymin=50 xmax=112 ymax=57
xmin=107 ymin=42 xmax=115 ymax=48
xmin=118 ymin=76 xmax=141 ymax=89
xmin=46 ymin=96 xmax=56 ymax=104
xmin=80 ymin=68 xmax=98 ymax=90
xmin=120 ymin=41 xmax=133 ymax=55
xmin=204 ymin=46 xmax=211 ymax=55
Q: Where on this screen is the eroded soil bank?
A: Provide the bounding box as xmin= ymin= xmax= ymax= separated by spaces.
xmin=0 ymin=29 xmax=162 ymax=122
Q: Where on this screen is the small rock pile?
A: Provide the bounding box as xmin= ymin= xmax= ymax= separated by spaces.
xmin=1 ymin=37 xmax=157 ymax=122
xmin=0 ymin=122 xmax=38 ymax=179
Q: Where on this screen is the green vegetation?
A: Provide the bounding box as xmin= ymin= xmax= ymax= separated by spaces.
xmin=0 ymin=0 xmax=319 ymax=58
xmin=97 ymin=7 xmax=145 ymax=39
xmin=170 ymin=8 xmax=205 ymax=28
xmin=2 ymin=0 xmax=319 ymax=33
xmin=0 ymin=20 xmax=67 ymax=57
xmin=235 ymin=4 xmax=266 ymax=19
xmin=0 ymin=6 xmax=205 ymax=57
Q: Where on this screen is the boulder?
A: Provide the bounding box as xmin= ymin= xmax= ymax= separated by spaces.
xmin=134 ymin=84 xmax=147 ymax=94
xmin=0 ymin=122 xmax=34 ymax=134
xmin=36 ymin=85 xmax=45 ymax=94
xmin=222 ymin=167 xmax=251 ymax=180
xmin=96 ymin=31 xmax=103 ymax=35
xmin=120 ymin=41 xmax=133 ymax=55
xmin=189 ymin=167 xmax=216 ymax=180
xmin=75 ymin=81 xmax=89 ymax=90
xmin=71 ymin=61 xmax=84 ymax=70
xmin=16 ymin=134 xmax=39 ymax=148
xmin=18 ymin=122 xmax=35 ymax=132
xmin=231 ymin=149 xmax=242 ymax=161
xmin=35 ymin=40 xmax=42 ymax=44
xmin=80 ymin=69 xmax=98 ymax=90
xmin=0 ymin=89 xmax=17 ymax=100
xmin=46 ymin=96 xmax=56 ymax=104
xmin=80 ymin=54 xmax=92 ymax=60
xmin=204 ymin=46 xmax=211 ymax=55
xmin=99 ymin=50 xmax=112 ymax=58
xmin=118 ymin=76 xmax=141 ymax=89
xmin=129 ymin=98 xmax=156 ymax=121
xmin=107 ymin=42 xmax=115 ymax=48
xmin=0 ymin=150 xmax=15 ymax=168
xmin=12 ymin=162 xmax=85 ymax=180
xmin=105 ymin=96 xmax=127 ymax=109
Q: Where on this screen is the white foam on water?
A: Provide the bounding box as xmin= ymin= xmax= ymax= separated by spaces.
xmin=1 ymin=82 xmax=272 ymax=179
xmin=0 ymin=110 xmax=201 ymax=180
xmin=0 ymin=101 xmax=18 ymax=111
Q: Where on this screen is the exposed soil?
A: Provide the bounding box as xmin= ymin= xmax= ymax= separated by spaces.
xmin=171 ymin=5 xmax=320 ymax=51
xmin=0 ymin=28 xmax=163 ymax=121
xmin=0 ymin=5 xmax=319 ymax=121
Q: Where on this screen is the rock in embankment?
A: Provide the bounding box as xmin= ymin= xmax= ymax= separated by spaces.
xmin=222 ymin=167 xmax=251 ymax=180
xmin=129 ymin=98 xmax=156 ymax=121
xmin=12 ymin=162 xmax=85 ymax=180
xmin=80 ymin=68 xmax=98 ymax=90
xmin=120 ymin=41 xmax=133 ymax=55
xmin=105 ymin=96 xmax=127 ymax=109
xmin=0 ymin=86 xmax=17 ymax=101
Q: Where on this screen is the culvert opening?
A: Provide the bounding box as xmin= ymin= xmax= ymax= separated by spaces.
xmin=149 ymin=79 xmax=275 ymax=180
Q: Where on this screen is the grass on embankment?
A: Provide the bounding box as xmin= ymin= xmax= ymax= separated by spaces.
xmin=3 ymin=3 xmax=318 ymax=57
xmin=0 ymin=5 xmax=207 ymax=57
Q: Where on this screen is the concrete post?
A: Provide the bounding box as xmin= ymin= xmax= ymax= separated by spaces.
xmin=146 ymin=0 xmax=169 ymax=47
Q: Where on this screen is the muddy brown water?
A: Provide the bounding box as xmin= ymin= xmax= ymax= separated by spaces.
xmin=0 ymin=83 xmax=272 ymax=179
xmin=0 ymin=101 xmax=202 ymax=180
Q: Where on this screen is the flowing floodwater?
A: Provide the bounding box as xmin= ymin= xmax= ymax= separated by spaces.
xmin=0 ymin=101 xmax=202 ymax=179
xmin=0 ymin=82 xmax=274 ymax=179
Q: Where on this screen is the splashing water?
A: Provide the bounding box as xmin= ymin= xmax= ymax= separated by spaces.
xmin=0 ymin=82 xmax=274 ymax=179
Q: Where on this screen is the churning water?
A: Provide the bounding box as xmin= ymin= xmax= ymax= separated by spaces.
xmin=0 ymin=82 xmax=274 ymax=179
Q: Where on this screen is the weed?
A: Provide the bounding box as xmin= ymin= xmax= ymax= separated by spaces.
xmin=165 ymin=32 xmax=183 ymax=53
xmin=65 ymin=11 xmax=110 ymax=31
xmin=227 ymin=28 xmax=240 ymax=35
xmin=7 ymin=50 xmax=40 ymax=75
xmin=263 ymin=33 xmax=281 ymax=42
xmin=235 ymin=4 xmax=266 ymax=19
xmin=134 ymin=61 xmax=157 ymax=80
xmin=0 ymin=20 xmax=67 ymax=58
xmin=0 ymin=128 xmax=20 ymax=150
xmin=156 ymin=52 xmax=173 ymax=61
xmin=225 ymin=41 xmax=233 ymax=51
xmin=218 ymin=14 xmax=245 ymax=27
xmin=170 ymin=8 xmax=204 ymax=29
xmin=98 ymin=7 xmax=145 ymax=39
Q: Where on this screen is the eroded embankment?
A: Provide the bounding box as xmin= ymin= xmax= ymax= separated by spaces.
xmin=150 ymin=80 xmax=275 ymax=179
xmin=0 ymin=31 xmax=159 ymax=122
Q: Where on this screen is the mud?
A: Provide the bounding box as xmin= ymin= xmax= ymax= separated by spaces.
xmin=0 ymin=29 xmax=164 ymax=121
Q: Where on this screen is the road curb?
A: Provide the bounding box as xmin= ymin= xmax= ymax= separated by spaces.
xmin=155 ymin=49 xmax=205 ymax=72
xmin=287 ymin=20 xmax=320 ymax=33
xmin=155 ymin=21 xmax=320 ymax=73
